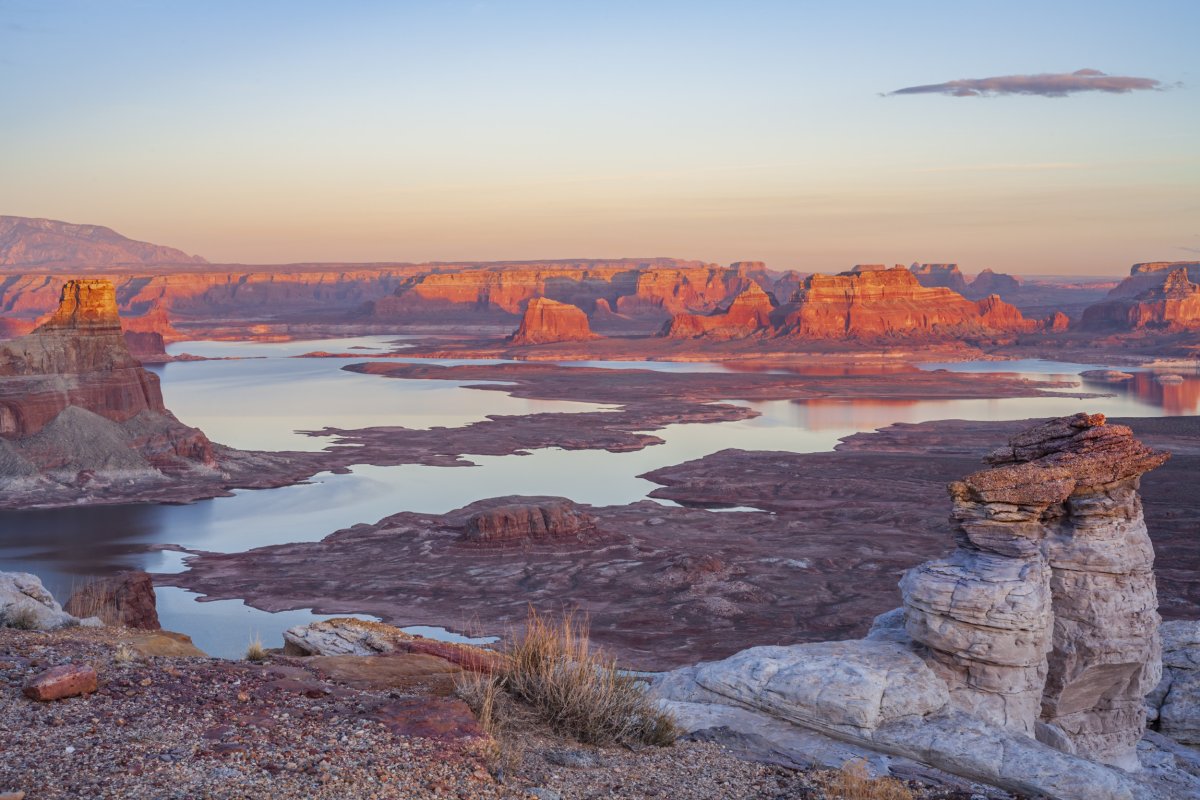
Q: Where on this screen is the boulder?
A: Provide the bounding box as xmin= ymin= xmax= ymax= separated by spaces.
xmin=283 ymin=618 xmax=501 ymax=673
xmin=22 ymin=664 xmax=97 ymax=701
xmin=65 ymin=571 xmax=160 ymax=630
xmin=0 ymin=571 xmax=81 ymax=630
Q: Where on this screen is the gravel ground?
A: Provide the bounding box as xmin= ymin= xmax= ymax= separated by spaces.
xmin=0 ymin=626 xmax=983 ymax=800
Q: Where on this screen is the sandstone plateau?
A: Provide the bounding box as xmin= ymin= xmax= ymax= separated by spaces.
xmin=1082 ymin=267 xmax=1200 ymax=331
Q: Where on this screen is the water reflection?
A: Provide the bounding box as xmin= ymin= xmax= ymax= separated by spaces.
xmin=1 ymin=345 xmax=1193 ymax=655
xmin=922 ymin=359 xmax=1200 ymax=416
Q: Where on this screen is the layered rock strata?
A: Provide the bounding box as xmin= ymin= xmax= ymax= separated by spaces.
xmin=662 ymin=283 xmax=776 ymax=339
xmin=901 ymin=413 xmax=1168 ymax=769
xmin=0 ymin=279 xmax=330 ymax=507
xmin=509 ymin=297 xmax=597 ymax=345
xmin=1082 ymin=268 xmax=1200 ymax=331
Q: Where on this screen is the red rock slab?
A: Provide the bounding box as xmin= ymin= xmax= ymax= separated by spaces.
xmin=22 ymin=664 xmax=97 ymax=701
xmin=365 ymin=696 xmax=484 ymax=741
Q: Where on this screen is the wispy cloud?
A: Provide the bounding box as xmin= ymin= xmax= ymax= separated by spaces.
xmin=886 ymin=69 xmax=1163 ymax=98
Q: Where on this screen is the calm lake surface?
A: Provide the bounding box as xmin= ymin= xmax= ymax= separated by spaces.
xmin=1 ymin=340 xmax=1195 ymax=656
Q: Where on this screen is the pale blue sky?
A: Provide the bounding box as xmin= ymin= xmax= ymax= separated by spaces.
xmin=1 ymin=0 xmax=1197 ymax=274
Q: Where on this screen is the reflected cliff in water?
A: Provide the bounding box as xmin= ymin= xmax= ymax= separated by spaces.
xmin=0 ymin=344 xmax=1193 ymax=656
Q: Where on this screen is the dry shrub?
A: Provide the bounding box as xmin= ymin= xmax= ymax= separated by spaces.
xmin=244 ymin=634 xmax=268 ymax=662
xmin=821 ymin=760 xmax=916 ymax=800
xmin=1 ymin=605 xmax=39 ymax=630
xmin=65 ymin=577 xmax=119 ymax=624
xmin=458 ymin=608 xmax=676 ymax=748
xmin=455 ymin=671 xmax=527 ymax=779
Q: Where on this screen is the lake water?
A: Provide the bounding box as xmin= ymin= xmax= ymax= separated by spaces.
xmin=1 ymin=341 xmax=1195 ymax=656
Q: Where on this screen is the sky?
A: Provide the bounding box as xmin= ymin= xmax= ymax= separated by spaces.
xmin=1 ymin=0 xmax=1198 ymax=275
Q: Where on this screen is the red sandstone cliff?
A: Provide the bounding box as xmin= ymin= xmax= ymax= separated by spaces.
xmin=0 ymin=279 xmax=215 ymax=477
xmin=778 ymin=267 xmax=1033 ymax=339
xmin=372 ymin=260 xmax=751 ymax=323
xmin=1106 ymin=261 xmax=1200 ymax=299
xmin=1081 ymin=268 xmax=1200 ymax=331
xmin=0 ymin=216 xmax=206 ymax=268
xmin=663 ymin=283 xmax=776 ymax=339
xmin=510 ymin=298 xmax=598 ymax=345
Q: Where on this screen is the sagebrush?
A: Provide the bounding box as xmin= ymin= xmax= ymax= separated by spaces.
xmin=456 ymin=608 xmax=676 ymax=748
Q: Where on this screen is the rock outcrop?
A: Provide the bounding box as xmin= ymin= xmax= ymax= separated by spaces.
xmin=1104 ymin=261 xmax=1200 ymax=300
xmin=1081 ymin=268 xmax=1200 ymax=331
xmin=461 ymin=497 xmax=598 ymax=544
xmin=64 ymin=571 xmax=160 ymax=630
xmin=372 ymin=259 xmax=750 ymax=324
xmin=777 ymin=267 xmax=1034 ymax=339
xmin=901 ymin=413 xmax=1168 ymax=769
xmin=0 ymin=280 xmax=316 ymax=507
xmin=283 ymin=618 xmax=501 ymax=673
xmin=1 ymin=571 xmax=92 ymax=630
xmin=1147 ymin=620 xmax=1200 ymax=745
xmin=509 ymin=298 xmax=597 ymax=345
xmin=662 ymin=283 xmax=776 ymax=339
xmin=650 ymin=416 xmax=1196 ymax=799
xmin=0 ymin=280 xmax=216 ymax=474
xmin=0 ymin=215 xmax=206 ymax=268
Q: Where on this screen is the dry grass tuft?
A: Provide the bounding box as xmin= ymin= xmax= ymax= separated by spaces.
xmin=244 ymin=634 xmax=268 ymax=662
xmin=113 ymin=643 xmax=138 ymax=664
xmin=1 ymin=605 xmax=40 ymax=630
xmin=457 ymin=608 xmax=676 ymax=749
xmin=821 ymin=760 xmax=916 ymax=800
xmin=65 ymin=577 xmax=120 ymax=625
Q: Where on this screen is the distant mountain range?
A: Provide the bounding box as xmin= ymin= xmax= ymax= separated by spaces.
xmin=0 ymin=216 xmax=206 ymax=268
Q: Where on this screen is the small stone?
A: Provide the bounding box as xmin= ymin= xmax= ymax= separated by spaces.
xmin=22 ymin=665 xmax=98 ymax=701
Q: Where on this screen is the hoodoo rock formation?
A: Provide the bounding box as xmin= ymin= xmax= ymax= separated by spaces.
xmin=901 ymin=413 xmax=1167 ymax=768
xmin=651 ymin=415 xmax=1195 ymax=799
xmin=509 ymin=297 xmax=597 ymax=345
xmin=1081 ymin=268 xmax=1200 ymax=331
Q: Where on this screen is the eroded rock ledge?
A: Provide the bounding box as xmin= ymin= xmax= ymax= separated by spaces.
xmin=652 ymin=415 xmax=1199 ymax=800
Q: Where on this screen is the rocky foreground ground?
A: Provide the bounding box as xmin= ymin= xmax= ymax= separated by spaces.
xmin=0 ymin=625 xmax=994 ymax=800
